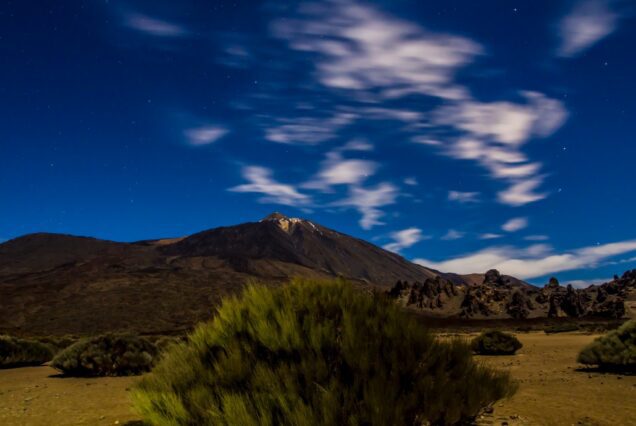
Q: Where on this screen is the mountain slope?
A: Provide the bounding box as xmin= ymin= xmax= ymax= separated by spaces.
xmin=0 ymin=213 xmax=438 ymax=336
xmin=162 ymin=213 xmax=438 ymax=284
xmin=1 ymin=213 xmax=632 ymax=336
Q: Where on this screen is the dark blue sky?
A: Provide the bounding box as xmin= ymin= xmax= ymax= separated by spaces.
xmin=1 ymin=0 xmax=635 ymax=285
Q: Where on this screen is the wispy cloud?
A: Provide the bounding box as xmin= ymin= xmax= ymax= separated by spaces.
xmin=435 ymin=92 xmax=567 ymax=206
xmin=124 ymin=13 xmax=189 ymax=37
xmin=480 ymin=233 xmax=503 ymax=240
xmin=383 ymin=227 xmax=427 ymax=253
xmin=497 ymin=177 xmax=547 ymax=206
xmin=184 ymin=126 xmax=228 ymax=146
xmin=304 ymin=157 xmax=377 ymax=191
xmin=557 ymin=0 xmax=618 ymax=57
xmin=229 ymin=166 xmax=311 ymax=207
xmin=272 ymin=2 xmax=482 ymax=101
xmin=415 ymin=240 xmax=636 ymax=279
xmin=502 ymin=217 xmax=528 ymax=232
xmin=448 ymin=190 xmax=480 ymax=204
xmin=442 ymin=229 xmax=465 ymax=241
xmin=335 ymin=183 xmax=399 ymax=229
xmin=566 ymin=278 xmax=612 ymax=289
xmin=525 ymin=234 xmax=549 ymax=241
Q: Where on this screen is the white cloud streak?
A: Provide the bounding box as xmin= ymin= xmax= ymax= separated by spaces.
xmin=448 ymin=190 xmax=480 ymax=204
xmin=558 ymin=0 xmax=618 ymax=57
xmin=383 ymin=227 xmax=426 ymax=253
xmin=184 ymin=126 xmax=228 ymax=146
xmin=125 ymin=13 xmax=189 ymax=37
xmin=414 ymin=240 xmax=636 ymax=279
xmin=335 ymin=183 xmax=399 ymax=229
xmin=229 ymin=166 xmax=311 ymax=207
xmin=502 ymin=217 xmax=529 ymax=232
xmin=442 ymin=229 xmax=465 ymax=241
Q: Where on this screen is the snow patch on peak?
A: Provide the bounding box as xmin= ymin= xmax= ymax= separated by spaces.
xmin=260 ymin=212 xmax=319 ymax=233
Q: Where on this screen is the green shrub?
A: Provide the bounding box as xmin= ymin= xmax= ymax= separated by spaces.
xmin=51 ymin=334 xmax=157 ymax=376
xmin=35 ymin=336 xmax=77 ymax=354
xmin=577 ymin=320 xmax=636 ymax=372
xmin=133 ymin=279 xmax=516 ymax=426
xmin=154 ymin=336 xmax=183 ymax=353
xmin=544 ymin=323 xmax=579 ymax=334
xmin=471 ymin=331 xmax=523 ymax=355
xmin=0 ymin=335 xmax=54 ymax=368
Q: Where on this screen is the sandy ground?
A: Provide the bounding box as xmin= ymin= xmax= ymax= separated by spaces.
xmin=0 ymin=366 xmax=140 ymax=425
xmin=475 ymin=332 xmax=636 ymax=426
xmin=0 ymin=332 xmax=634 ymax=425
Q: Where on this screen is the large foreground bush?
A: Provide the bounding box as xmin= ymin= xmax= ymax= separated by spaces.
xmin=577 ymin=320 xmax=636 ymax=372
xmin=471 ymin=331 xmax=523 ymax=355
xmin=0 ymin=335 xmax=54 ymax=368
xmin=51 ymin=334 xmax=157 ymax=376
xmin=133 ymin=279 xmax=516 ymax=426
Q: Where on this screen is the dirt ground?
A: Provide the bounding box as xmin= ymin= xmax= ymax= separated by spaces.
xmin=475 ymin=332 xmax=636 ymax=426
xmin=0 ymin=332 xmax=634 ymax=426
xmin=0 ymin=367 xmax=140 ymax=425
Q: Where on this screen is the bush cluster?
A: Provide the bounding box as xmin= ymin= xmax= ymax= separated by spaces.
xmin=51 ymin=334 xmax=157 ymax=376
xmin=133 ymin=279 xmax=516 ymax=426
xmin=471 ymin=331 xmax=523 ymax=355
xmin=544 ymin=323 xmax=579 ymax=334
xmin=577 ymin=320 xmax=636 ymax=372
xmin=0 ymin=335 xmax=54 ymax=368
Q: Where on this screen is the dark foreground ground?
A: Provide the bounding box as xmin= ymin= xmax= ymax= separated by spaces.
xmin=0 ymin=332 xmax=634 ymax=426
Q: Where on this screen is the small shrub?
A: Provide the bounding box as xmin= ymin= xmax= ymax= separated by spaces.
xmin=133 ymin=279 xmax=516 ymax=426
xmin=51 ymin=334 xmax=157 ymax=376
xmin=544 ymin=323 xmax=579 ymax=334
xmin=0 ymin=335 xmax=54 ymax=368
xmin=577 ymin=320 xmax=636 ymax=372
xmin=472 ymin=331 xmax=523 ymax=355
xmin=35 ymin=336 xmax=77 ymax=354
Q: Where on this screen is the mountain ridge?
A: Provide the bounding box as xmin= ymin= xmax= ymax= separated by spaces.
xmin=1 ymin=213 xmax=633 ymax=336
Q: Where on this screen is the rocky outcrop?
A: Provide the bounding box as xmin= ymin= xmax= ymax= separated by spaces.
xmin=388 ymin=269 xmax=636 ymax=320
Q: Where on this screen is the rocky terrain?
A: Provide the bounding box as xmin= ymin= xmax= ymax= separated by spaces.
xmin=388 ymin=269 xmax=636 ymax=319
xmin=1 ymin=212 xmax=634 ymax=336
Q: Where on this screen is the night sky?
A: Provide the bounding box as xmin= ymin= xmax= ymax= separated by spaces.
xmin=1 ymin=0 xmax=635 ymax=285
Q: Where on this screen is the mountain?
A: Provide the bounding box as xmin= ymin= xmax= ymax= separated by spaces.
xmin=1 ymin=213 xmax=633 ymax=336
xmin=0 ymin=213 xmax=439 ymax=336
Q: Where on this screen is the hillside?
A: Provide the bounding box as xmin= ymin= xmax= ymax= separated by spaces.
xmin=1 ymin=213 xmax=633 ymax=336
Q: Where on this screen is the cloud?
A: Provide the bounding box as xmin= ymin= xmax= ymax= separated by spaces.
xmin=411 ymin=136 xmax=443 ymax=146
xmin=448 ymin=190 xmax=480 ymax=203
xmin=340 ymin=139 xmax=374 ymax=152
xmin=497 ymin=178 xmax=547 ymax=206
xmin=304 ymin=155 xmax=378 ymax=191
xmin=502 ymin=217 xmax=529 ymax=232
xmin=566 ymin=278 xmax=612 ymax=289
xmin=335 ymin=183 xmax=399 ymax=229
xmin=383 ymin=227 xmax=427 ymax=253
xmin=434 ymin=92 xmax=566 ymax=146
xmin=124 ymin=13 xmax=189 ymax=37
xmin=557 ymin=0 xmax=618 ymax=57
xmin=265 ymin=113 xmax=355 ymax=145
xmin=229 ymin=166 xmax=311 ymax=206
xmin=480 ymin=233 xmax=503 ymax=240
xmin=404 ymin=177 xmax=418 ymax=186
xmin=525 ymin=234 xmax=549 ymax=241
xmin=272 ymin=1 xmax=482 ymax=101
xmin=184 ymin=126 xmax=228 ymax=146
xmin=442 ymin=229 xmax=464 ymax=241
xmin=435 ymin=92 xmax=567 ymax=206
xmin=414 ymin=239 xmax=636 ymax=279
